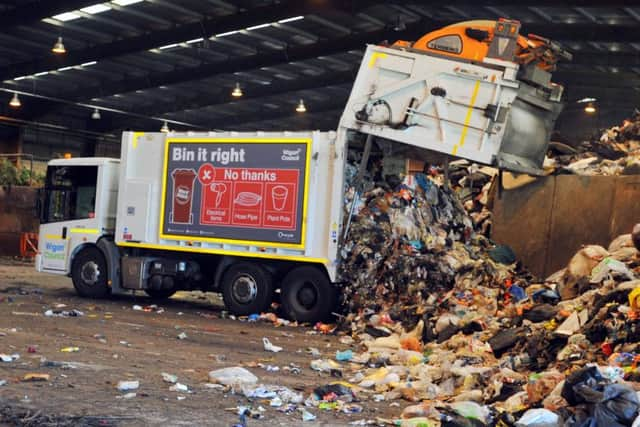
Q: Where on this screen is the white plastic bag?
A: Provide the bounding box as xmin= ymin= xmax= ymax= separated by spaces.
xmin=515 ymin=408 xmax=559 ymax=427
xmin=208 ymin=367 xmax=257 ymax=388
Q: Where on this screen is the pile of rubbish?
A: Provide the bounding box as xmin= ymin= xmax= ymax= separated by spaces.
xmin=546 ymin=111 xmax=640 ymax=176
xmin=335 ymin=159 xmax=640 ymax=425
xmin=339 ymin=170 xmax=526 ymax=319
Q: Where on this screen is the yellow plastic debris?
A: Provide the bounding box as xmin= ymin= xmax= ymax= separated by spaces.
xmin=629 ymin=287 xmax=640 ymax=311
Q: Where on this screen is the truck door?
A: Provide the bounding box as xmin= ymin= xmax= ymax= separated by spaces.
xmin=39 ymin=165 xmax=99 ymax=273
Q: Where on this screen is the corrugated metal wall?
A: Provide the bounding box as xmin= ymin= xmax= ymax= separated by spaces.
xmin=492 ymin=175 xmax=640 ymax=278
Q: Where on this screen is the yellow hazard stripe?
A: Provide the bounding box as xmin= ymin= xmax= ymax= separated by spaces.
xmin=451 ymin=80 xmax=481 ymax=156
xmin=45 ymin=234 xmax=66 ymax=240
xmin=368 ymin=52 xmax=387 ymax=68
xmin=70 ymin=228 xmax=100 ymax=234
xmin=132 ymin=132 xmax=144 ymax=149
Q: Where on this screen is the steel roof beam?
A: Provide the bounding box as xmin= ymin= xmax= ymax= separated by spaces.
xmin=128 ymin=69 xmax=355 ymax=116
xmin=0 ymin=0 xmax=362 ymax=82
xmin=62 ymin=19 xmax=436 ymax=101
xmin=0 ymin=0 xmax=101 ymax=32
xmin=206 ymin=98 xmax=347 ymax=130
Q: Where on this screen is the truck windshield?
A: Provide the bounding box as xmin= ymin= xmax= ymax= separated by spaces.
xmin=42 ymin=165 xmax=98 ymax=223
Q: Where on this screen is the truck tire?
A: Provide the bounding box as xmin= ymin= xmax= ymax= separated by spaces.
xmin=145 ymin=288 xmax=177 ymax=300
xmin=71 ymin=246 xmax=110 ymax=298
xmin=221 ymin=262 xmax=273 ymax=316
xmin=281 ymin=266 xmax=337 ymax=323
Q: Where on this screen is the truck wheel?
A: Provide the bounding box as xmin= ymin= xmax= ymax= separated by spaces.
xmin=145 ymin=288 xmax=177 ymax=300
xmin=71 ymin=247 xmax=110 ymax=298
xmin=221 ymin=263 xmax=273 ymax=316
xmin=281 ymin=266 xmax=337 ymax=323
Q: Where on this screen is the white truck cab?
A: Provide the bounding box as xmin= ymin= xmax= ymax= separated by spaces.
xmin=36 ymin=157 xmax=120 ymax=275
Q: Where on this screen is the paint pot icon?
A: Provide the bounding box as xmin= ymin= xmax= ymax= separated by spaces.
xmin=210 ymin=183 xmax=227 ymax=207
xmin=271 ymin=185 xmax=288 ymax=211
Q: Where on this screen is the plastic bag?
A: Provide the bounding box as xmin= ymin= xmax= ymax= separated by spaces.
xmin=561 ymin=366 xmax=606 ymax=406
xmin=593 ymin=383 xmax=639 ymax=427
xmin=488 ymin=245 xmax=516 ymax=265
xmin=515 ymin=409 xmax=559 ymax=427
xmin=590 ymin=257 xmax=635 ymax=283
xmin=208 ymin=367 xmax=257 ymax=388
xmin=562 ymin=367 xmax=639 ymax=427
xmin=449 ymin=401 xmax=489 ymax=424
xmin=488 ymin=327 xmax=526 ymax=357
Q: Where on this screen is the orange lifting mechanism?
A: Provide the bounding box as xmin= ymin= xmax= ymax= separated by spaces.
xmin=393 ymin=18 xmax=572 ymax=71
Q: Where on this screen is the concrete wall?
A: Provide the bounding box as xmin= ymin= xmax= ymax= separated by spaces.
xmin=0 ymin=185 xmax=39 ymax=256
xmin=492 ymin=174 xmax=640 ymax=278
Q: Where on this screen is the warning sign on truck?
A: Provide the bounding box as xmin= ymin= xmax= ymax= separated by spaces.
xmin=160 ymin=139 xmax=310 ymax=248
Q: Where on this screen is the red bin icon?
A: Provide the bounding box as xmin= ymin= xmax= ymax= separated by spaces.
xmin=170 ymin=169 xmax=197 ymax=224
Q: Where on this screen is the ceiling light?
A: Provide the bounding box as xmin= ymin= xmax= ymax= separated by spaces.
xmin=160 ymin=121 xmax=170 ymax=132
xmin=81 ymin=61 xmax=97 ymax=67
xmin=215 ymin=31 xmax=238 ymax=37
xmin=278 ymin=16 xmax=304 ymax=24
xmin=52 ymin=12 xmax=81 ymax=22
xmin=57 ymin=66 xmax=74 ymax=71
xmin=111 ymin=0 xmax=144 ymax=5
xmin=393 ymin=16 xmax=406 ymax=32
xmin=584 ymin=102 xmax=596 ymax=114
xmin=576 ymin=97 xmax=596 ymax=104
xmin=13 ymin=76 xmax=28 ymax=81
xmin=34 ymin=71 xmax=49 ymax=77
xmin=9 ymin=93 xmax=21 ymax=108
xmin=52 ymin=36 xmax=66 ymax=54
xmin=159 ymin=43 xmax=180 ymax=50
xmin=91 ymin=108 xmax=101 ymax=120
xmin=246 ymin=23 xmax=271 ymax=31
xmin=231 ymin=83 xmax=243 ymax=97
xmin=296 ymin=99 xmax=306 ymax=113
xmin=186 ymin=37 xmax=204 ymax=44
xmin=81 ymin=4 xmax=111 ymax=14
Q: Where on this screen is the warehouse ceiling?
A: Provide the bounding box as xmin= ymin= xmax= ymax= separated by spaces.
xmin=0 ymin=0 xmax=637 ymax=141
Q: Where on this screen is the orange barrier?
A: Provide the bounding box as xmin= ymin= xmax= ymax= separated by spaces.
xmin=20 ymin=232 xmax=38 ymax=258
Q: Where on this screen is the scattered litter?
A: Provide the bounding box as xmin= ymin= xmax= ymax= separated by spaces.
xmin=516 ymin=408 xmax=559 ymax=427
xmin=208 ymin=367 xmax=257 ymax=388
xmin=336 ymin=349 xmax=353 ymax=362
xmin=306 ymin=347 xmax=321 ymax=357
xmin=339 ymin=336 xmax=355 ymax=345
xmin=177 ymin=332 xmax=188 ymax=340
xmin=262 ymin=337 xmax=282 ymax=353
xmin=0 ymin=354 xmax=19 ymax=362
xmin=161 ymin=372 xmax=178 ymax=384
xmin=299 ymin=408 xmax=316 ymax=422
xmin=169 ymin=383 xmax=189 ymax=392
xmin=22 ymin=373 xmax=50 ymax=382
xmin=270 ymin=396 xmax=282 ymax=407
xmin=44 ymin=309 xmax=84 ymax=317
xmin=60 ymin=346 xmax=80 ymax=353
xmin=93 ymin=334 xmax=107 ymax=344
xmin=117 ymin=380 xmax=139 ymax=391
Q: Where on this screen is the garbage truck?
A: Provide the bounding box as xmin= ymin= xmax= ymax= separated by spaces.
xmin=35 ymin=19 xmax=570 ymax=322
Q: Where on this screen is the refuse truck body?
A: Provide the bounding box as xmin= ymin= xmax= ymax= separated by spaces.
xmin=35 ymin=19 xmax=569 ymax=322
